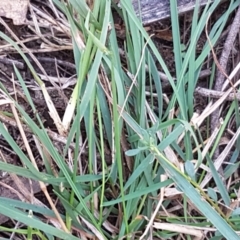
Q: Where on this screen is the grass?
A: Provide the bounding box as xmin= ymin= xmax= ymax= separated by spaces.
xmin=0 ymin=0 xmax=240 ymax=239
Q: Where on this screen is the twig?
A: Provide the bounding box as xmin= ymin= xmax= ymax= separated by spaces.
xmin=140 ymin=175 xmax=166 ymax=240
xmin=0 ymin=111 xmax=76 ymax=148
xmin=119 ymin=47 xmax=211 ymax=89
xmin=195 ymin=86 xmax=240 ymax=101
xmin=10 ymin=102 xmax=69 ymax=233
xmin=0 ymin=57 xmax=24 ymax=69
xmin=36 ymin=57 xmax=75 ymax=69
xmin=119 ymin=34 xmax=154 ymax=118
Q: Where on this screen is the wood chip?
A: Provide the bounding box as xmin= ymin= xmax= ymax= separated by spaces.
xmin=132 ymin=0 xmax=214 ymax=25
xmin=0 ymin=0 xmax=29 ymax=25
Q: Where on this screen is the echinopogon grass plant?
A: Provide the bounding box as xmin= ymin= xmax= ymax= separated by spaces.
xmin=0 ymin=0 xmax=240 ymax=239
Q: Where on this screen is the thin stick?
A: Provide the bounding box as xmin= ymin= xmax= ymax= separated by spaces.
xmin=140 ymin=175 xmax=166 ymax=240
xmin=119 ymin=34 xmax=154 ymax=118
xmin=207 ymin=6 xmax=240 ymax=160
xmin=195 ymin=86 xmax=240 ymax=101
xmin=10 ymin=102 xmax=69 ymax=233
